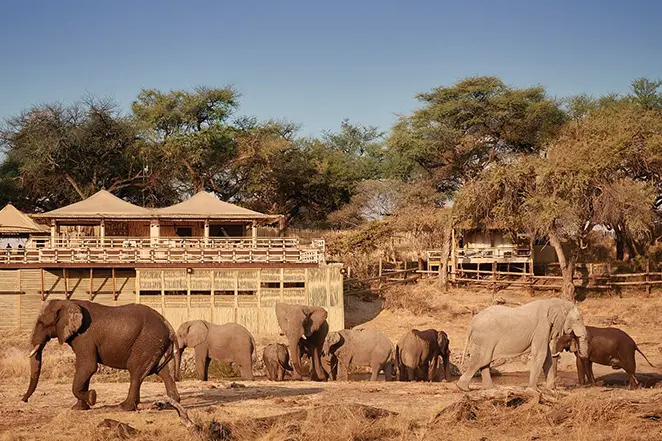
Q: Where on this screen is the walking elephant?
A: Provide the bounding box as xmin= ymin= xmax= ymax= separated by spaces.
xmin=275 ymin=303 xmax=328 ymax=381
xmin=176 ymin=320 xmax=255 ymax=381
xmin=457 ymin=298 xmax=588 ymax=391
xmin=323 ymin=329 xmax=394 ymax=381
xmin=22 ymin=300 xmax=180 ymax=411
xmin=263 ymin=343 xmax=292 ymax=381
xmin=556 ymin=326 xmax=655 ymax=389
xmin=396 ymin=329 xmax=451 ymax=382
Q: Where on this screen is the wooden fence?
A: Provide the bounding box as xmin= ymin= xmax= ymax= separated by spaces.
xmin=343 ymin=260 xmax=662 ymax=296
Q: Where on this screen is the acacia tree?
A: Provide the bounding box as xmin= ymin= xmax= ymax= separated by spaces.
xmin=388 ymin=76 xmax=566 ymax=285
xmin=0 ymin=98 xmax=157 ymax=210
xmin=132 ymin=87 xmax=241 ymax=194
xmin=456 ymin=107 xmax=658 ymax=300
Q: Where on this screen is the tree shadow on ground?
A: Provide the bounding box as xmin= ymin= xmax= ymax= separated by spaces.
xmin=176 ymin=384 xmax=325 ymax=409
xmin=344 ymin=294 xmax=384 ymax=328
xmin=598 ymin=372 xmax=662 ymax=388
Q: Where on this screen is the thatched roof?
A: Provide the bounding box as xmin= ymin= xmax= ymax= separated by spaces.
xmin=0 ymin=204 xmax=48 ymax=234
xmin=33 ymin=190 xmax=152 ymax=220
xmin=33 ymin=190 xmax=280 ymax=224
xmin=155 ymin=192 xmax=279 ymax=222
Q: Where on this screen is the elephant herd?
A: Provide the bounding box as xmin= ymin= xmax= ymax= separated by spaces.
xmin=20 ymin=298 xmax=654 ymax=411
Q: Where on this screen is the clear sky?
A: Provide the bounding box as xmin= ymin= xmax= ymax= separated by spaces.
xmin=1 ymin=0 xmax=660 ymax=137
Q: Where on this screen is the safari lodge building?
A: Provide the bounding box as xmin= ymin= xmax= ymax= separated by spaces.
xmin=0 ymin=190 xmax=343 ymax=334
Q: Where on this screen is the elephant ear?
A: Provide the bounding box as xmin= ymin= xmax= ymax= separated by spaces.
xmin=307 ymin=307 xmax=328 ymax=332
xmin=55 ymin=301 xmax=83 ymax=345
xmin=437 ymin=331 xmax=450 ymax=354
xmin=186 ymin=321 xmax=209 ymax=348
xmin=547 ymin=302 xmax=570 ymax=339
xmin=327 ymin=331 xmax=342 ymax=346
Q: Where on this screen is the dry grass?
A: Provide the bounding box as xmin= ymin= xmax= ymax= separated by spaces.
xmin=2 ymin=284 xmax=662 ymax=440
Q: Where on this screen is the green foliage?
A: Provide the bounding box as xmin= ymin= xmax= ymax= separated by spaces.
xmin=132 ymin=87 xmax=240 ymax=194
xmin=0 ymin=98 xmax=160 ymax=210
xmin=388 ymin=76 xmax=566 ymax=194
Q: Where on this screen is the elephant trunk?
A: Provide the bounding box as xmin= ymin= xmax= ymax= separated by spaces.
xmin=22 ymin=344 xmax=44 ymax=402
xmin=289 ymin=336 xmax=307 ymax=377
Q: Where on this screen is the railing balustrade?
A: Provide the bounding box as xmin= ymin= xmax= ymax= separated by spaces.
xmin=0 ymin=236 xmax=325 ymax=265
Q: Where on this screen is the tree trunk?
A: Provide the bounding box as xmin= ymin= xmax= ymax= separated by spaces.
xmin=439 ymin=221 xmax=453 ymax=289
xmin=548 ymin=232 xmax=575 ymax=301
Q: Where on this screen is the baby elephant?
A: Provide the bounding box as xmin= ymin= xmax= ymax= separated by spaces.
xmin=176 ymin=320 xmax=255 ymax=381
xmin=263 ymin=343 xmax=292 ymax=381
xmin=396 ymin=329 xmax=451 ymax=382
xmin=323 ymin=329 xmax=395 ymax=381
xmin=556 ymin=326 xmax=654 ymax=389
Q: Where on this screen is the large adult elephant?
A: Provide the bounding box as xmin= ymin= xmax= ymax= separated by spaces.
xmin=275 ymin=303 xmax=328 ymax=381
xmin=22 ymin=300 xmax=180 ymax=411
xmin=175 ymin=320 xmax=255 ymax=381
xmin=456 ymin=298 xmax=588 ymax=391
xmin=396 ymin=329 xmax=451 ymax=382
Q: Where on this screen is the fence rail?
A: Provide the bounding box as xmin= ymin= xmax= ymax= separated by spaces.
xmin=0 ymin=237 xmax=325 ymax=265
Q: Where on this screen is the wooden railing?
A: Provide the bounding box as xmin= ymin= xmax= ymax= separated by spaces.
xmin=0 ymin=237 xmax=325 ymax=265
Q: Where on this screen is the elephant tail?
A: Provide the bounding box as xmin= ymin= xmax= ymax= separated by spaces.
xmin=635 ymin=345 xmax=655 ymax=367
xmin=156 ymin=321 xmax=179 ymax=379
xmin=460 ymin=328 xmax=472 ymax=366
xmin=395 ymin=344 xmax=401 ymax=369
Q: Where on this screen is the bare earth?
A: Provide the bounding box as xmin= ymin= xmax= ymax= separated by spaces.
xmin=2 ymin=284 xmax=662 ymax=440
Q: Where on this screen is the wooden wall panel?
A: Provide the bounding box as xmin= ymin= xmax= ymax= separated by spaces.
xmin=0 ymin=295 xmax=19 ymax=330
xmin=0 ymin=270 xmax=19 ymax=292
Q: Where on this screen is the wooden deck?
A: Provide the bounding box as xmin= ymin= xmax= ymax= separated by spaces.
xmin=0 ymin=237 xmax=325 ymax=266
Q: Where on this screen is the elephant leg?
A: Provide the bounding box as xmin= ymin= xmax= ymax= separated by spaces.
xmin=576 ymin=356 xmax=586 ymax=385
xmin=310 ymin=347 xmax=327 ymax=381
xmin=194 ymin=347 xmax=210 ymax=381
xmin=480 ymin=366 xmax=494 ymax=389
xmin=586 ymin=361 xmax=596 ymax=385
xmin=383 ymin=362 xmax=393 ymax=382
xmin=398 ymin=363 xmax=407 ymax=381
xmin=543 ymin=351 xmax=558 ymax=390
xmin=369 ymin=361 xmax=381 ymax=381
xmin=71 ymin=357 xmax=98 ymax=410
xmin=277 ymin=367 xmax=285 ymax=381
xmin=156 ymin=363 xmax=180 ymax=403
xmin=266 ymin=362 xmax=275 ymax=381
xmin=338 ymin=358 xmax=350 ymax=381
xmin=457 ymin=356 xmax=482 ymax=391
xmin=405 ymin=366 xmax=416 ymax=382
xmin=121 ymin=370 xmax=146 ymax=411
xmin=528 ymin=331 xmax=549 ymax=389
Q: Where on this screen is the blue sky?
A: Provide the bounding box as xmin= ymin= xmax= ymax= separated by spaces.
xmin=1 ymin=0 xmax=660 ymax=137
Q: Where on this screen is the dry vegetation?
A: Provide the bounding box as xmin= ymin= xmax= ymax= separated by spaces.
xmin=2 ymin=281 xmax=662 ymax=440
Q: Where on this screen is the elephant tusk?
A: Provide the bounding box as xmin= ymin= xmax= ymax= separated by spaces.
xmin=551 ymin=352 xmax=561 ymax=358
xmin=28 ymin=345 xmax=41 ymax=358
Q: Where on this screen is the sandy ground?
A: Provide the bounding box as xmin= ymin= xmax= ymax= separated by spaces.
xmin=2 ymin=284 xmax=662 ymax=440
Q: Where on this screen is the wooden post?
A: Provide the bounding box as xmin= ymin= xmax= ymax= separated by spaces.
xmin=50 ymin=221 xmax=56 ymax=247
xmin=234 ymin=270 xmax=239 ymax=323
xmin=161 ymin=270 xmax=165 ymax=313
xmin=279 ymin=268 xmax=285 ymax=301
xmin=492 ymin=261 xmax=497 ymax=293
xmin=89 ymin=268 xmax=93 ymax=300
xmin=646 ymin=261 xmax=651 ymax=297
xmin=450 ymin=228 xmax=457 ymax=283
xmin=63 ymin=268 xmax=69 ymax=299
xmin=204 ymin=220 xmax=210 ymax=245
xmin=378 ymin=259 xmax=383 ymax=292
xmin=112 ymin=267 xmax=117 ymax=301
xmin=135 ymin=270 xmax=141 ymax=304
xmin=40 ymin=268 xmax=45 ymax=301
xmin=186 ymin=269 xmax=191 ymax=318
